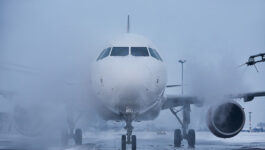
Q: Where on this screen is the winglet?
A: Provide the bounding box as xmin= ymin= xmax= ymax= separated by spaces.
xmin=127 ymin=15 xmax=130 ymax=33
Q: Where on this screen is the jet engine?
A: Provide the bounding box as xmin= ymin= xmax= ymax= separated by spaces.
xmin=207 ymin=101 xmax=245 ymax=138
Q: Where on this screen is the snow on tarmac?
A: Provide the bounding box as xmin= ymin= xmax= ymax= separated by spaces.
xmin=0 ymin=131 xmax=264 ymax=150
xmin=60 ymin=131 xmax=265 ymax=150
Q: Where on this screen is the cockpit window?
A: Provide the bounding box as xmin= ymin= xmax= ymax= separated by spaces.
xmin=96 ymin=47 xmax=111 ymax=61
xmin=96 ymin=49 xmax=106 ymax=61
xmin=149 ymin=48 xmax=163 ymax=61
xmin=102 ymin=47 xmax=111 ymax=58
xmin=110 ymin=47 xmax=129 ymax=56
xmin=131 ymin=47 xmax=149 ymax=56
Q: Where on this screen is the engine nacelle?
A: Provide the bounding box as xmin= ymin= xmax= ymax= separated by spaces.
xmin=207 ymin=101 xmax=245 ymax=138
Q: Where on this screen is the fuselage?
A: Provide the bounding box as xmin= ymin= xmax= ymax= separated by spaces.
xmin=91 ymin=34 xmax=167 ymax=121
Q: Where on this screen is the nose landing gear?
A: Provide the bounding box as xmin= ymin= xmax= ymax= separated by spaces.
xmin=121 ymin=114 xmax=137 ymax=150
xmin=121 ymin=134 xmax=137 ymax=150
xmin=170 ymin=104 xmax=196 ymax=148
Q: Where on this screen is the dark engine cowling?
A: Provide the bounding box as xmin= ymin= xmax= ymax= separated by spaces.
xmin=207 ymin=101 xmax=245 ymax=138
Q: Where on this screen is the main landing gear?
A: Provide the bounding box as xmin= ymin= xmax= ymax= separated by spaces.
xmin=170 ymin=104 xmax=195 ymax=148
xmin=121 ymin=114 xmax=137 ymax=150
xmin=61 ymin=128 xmax=83 ymax=146
xmin=61 ymin=110 xmax=83 ymax=146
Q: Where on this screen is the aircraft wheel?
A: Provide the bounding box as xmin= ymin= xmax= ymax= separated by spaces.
xmin=121 ymin=135 xmax=126 ymax=150
xmin=174 ymin=129 xmax=182 ymax=147
xmin=74 ymin=128 xmax=82 ymax=145
xmin=187 ymin=129 xmax=195 ymax=148
xmin=132 ymin=135 xmax=136 ymax=150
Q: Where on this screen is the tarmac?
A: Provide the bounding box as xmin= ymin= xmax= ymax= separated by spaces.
xmin=0 ymin=131 xmax=265 ymax=150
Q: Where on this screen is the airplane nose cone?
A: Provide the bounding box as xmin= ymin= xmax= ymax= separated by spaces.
xmin=111 ymin=64 xmax=152 ymax=113
xmin=118 ymin=64 xmax=152 ymax=88
xmin=117 ymin=86 xmax=142 ymax=112
xmin=119 ymin=85 xmax=140 ymax=100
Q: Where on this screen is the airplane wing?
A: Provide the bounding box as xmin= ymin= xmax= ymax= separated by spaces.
xmin=228 ymin=91 xmax=265 ymax=102
xmin=166 ymin=84 xmax=182 ymax=88
xmin=162 ymin=91 xmax=265 ymax=109
xmin=161 ymin=95 xmax=202 ymax=110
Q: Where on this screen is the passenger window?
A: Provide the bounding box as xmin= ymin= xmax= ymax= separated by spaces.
xmin=96 ymin=47 xmax=111 ymax=61
xmin=131 ymin=47 xmax=149 ymax=56
xmin=110 ymin=47 xmax=129 ymax=56
xmin=149 ymin=48 xmax=163 ymax=61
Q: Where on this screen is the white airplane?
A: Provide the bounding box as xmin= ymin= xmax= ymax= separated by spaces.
xmin=62 ymin=16 xmax=265 ymax=150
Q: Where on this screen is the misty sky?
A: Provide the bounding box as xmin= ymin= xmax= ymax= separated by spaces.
xmin=0 ymin=0 xmax=265 ymax=131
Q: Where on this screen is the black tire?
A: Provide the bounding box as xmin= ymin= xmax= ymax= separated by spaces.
xmin=174 ymin=129 xmax=182 ymax=147
xmin=61 ymin=130 xmax=68 ymax=146
xmin=121 ymin=135 xmax=126 ymax=150
xmin=74 ymin=128 xmax=82 ymax=145
xmin=187 ymin=129 xmax=195 ymax=148
xmin=132 ymin=135 xmax=136 ymax=150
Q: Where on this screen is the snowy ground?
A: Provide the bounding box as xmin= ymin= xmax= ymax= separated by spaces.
xmin=60 ymin=131 xmax=265 ymax=150
xmin=0 ymin=131 xmax=265 ymax=150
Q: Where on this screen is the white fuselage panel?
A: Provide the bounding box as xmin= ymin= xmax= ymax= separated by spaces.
xmin=91 ymin=34 xmax=167 ymax=121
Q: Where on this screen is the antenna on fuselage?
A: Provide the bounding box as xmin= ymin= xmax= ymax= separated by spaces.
xmin=127 ymin=15 xmax=130 ymax=33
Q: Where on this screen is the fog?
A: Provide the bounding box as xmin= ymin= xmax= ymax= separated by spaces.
xmin=0 ymin=1 xmax=106 ymax=148
xmin=0 ymin=0 xmax=265 ymax=149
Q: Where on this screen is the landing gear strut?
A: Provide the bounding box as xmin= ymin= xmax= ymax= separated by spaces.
xmin=170 ymin=104 xmax=195 ymax=148
xmin=61 ymin=128 xmax=83 ymax=146
xmin=121 ymin=114 xmax=137 ymax=150
xmin=61 ymin=109 xmax=83 ymax=146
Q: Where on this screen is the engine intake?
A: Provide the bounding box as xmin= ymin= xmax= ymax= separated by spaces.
xmin=207 ymin=101 xmax=245 ymax=138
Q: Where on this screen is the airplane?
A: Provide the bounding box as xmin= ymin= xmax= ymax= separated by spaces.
xmin=61 ymin=16 xmax=265 ymax=150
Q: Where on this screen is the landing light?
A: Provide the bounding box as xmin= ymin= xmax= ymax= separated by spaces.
xmin=126 ymin=107 xmax=134 ymax=113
